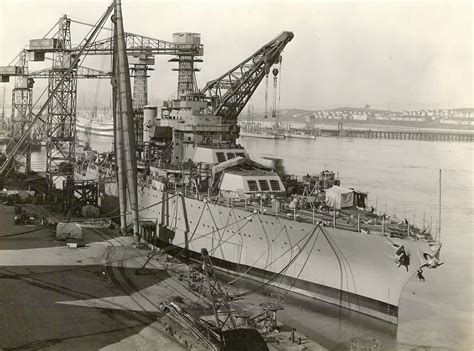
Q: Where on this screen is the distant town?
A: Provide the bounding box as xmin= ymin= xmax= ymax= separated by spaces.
xmin=248 ymin=107 xmax=474 ymax=130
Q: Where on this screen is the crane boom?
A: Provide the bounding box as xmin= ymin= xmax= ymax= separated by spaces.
xmin=202 ymin=31 xmax=293 ymax=127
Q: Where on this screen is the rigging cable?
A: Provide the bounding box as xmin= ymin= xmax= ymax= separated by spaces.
xmin=228 ymin=224 xmax=310 ymax=284
xmin=229 ymin=223 xmax=320 ymax=299
xmin=278 ymin=224 xmax=321 ymax=303
xmin=264 ymin=74 xmax=269 ymax=118
xmin=226 ymin=225 xmax=287 ymax=285
xmin=209 ymin=211 xmax=257 ymax=256
xmin=228 ymin=223 xmax=315 ymax=286
xmin=320 ymin=225 xmax=361 ymax=310
xmin=139 ymin=204 xmax=257 ymax=269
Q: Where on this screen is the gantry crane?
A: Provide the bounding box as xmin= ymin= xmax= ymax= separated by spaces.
xmin=0 ymin=3 xmax=116 ymax=197
xmin=202 ymin=31 xmax=293 ymax=141
xmin=70 ymin=30 xmax=204 ymax=143
xmin=0 ymin=59 xmax=110 ymax=177
xmin=0 ymin=11 xmax=203 ymax=209
xmin=0 ymin=50 xmax=34 ymax=174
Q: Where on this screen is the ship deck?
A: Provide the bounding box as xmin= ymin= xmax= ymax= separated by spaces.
xmin=154 ymin=185 xmax=433 ymax=244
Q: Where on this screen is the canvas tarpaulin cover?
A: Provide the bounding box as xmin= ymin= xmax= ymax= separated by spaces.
xmin=325 ymin=185 xmax=355 ymax=209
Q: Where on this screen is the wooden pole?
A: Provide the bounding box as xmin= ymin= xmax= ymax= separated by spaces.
xmin=438 ymin=169 xmax=442 ymax=241
xmin=116 ymin=0 xmax=140 ymax=242
xmin=112 ymin=16 xmax=127 ymax=234
xmin=357 ymin=213 xmax=360 ymax=232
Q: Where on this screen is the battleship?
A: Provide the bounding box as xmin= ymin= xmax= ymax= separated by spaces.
xmin=75 ymin=31 xmax=444 ymax=325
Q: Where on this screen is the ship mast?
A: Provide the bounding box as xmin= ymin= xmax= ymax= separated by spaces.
xmin=114 ymin=0 xmax=140 ymax=241
xmin=438 ymin=169 xmax=442 ymax=241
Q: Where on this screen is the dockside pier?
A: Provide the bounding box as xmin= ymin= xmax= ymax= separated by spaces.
xmin=318 ymin=124 xmax=474 ymax=142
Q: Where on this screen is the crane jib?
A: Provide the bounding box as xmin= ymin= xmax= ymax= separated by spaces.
xmin=203 ymin=31 xmax=294 ymax=127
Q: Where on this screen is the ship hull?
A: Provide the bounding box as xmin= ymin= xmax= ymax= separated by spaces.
xmin=285 ymin=133 xmax=316 ymax=140
xmin=95 ymin=182 xmax=433 ymax=324
xmin=239 ymin=131 xmax=276 ymax=139
xmin=76 ymin=124 xmax=114 ymax=137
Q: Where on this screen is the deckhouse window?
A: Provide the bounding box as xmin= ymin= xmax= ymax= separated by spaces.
xmin=216 ymin=152 xmax=226 ymax=163
xmin=247 ymin=180 xmax=258 ymax=192
xmin=226 ymin=152 xmax=236 ymax=159
xmin=270 ymin=179 xmax=281 ymax=191
xmin=236 ymin=152 xmax=245 ymax=158
xmin=258 ymin=179 xmax=270 ymax=191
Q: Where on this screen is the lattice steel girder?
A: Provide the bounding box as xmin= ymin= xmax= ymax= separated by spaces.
xmin=29 ymin=66 xmax=111 ymax=79
xmin=202 ymin=31 xmax=293 ymax=124
xmin=46 ymin=15 xmax=78 ymax=195
xmin=46 ymin=68 xmax=78 ymax=190
xmin=11 ymin=88 xmax=33 ymax=139
xmin=131 ymin=64 xmax=148 ymax=110
xmin=170 ymin=55 xmax=202 ymax=98
xmin=70 ymin=32 xmax=204 ymax=56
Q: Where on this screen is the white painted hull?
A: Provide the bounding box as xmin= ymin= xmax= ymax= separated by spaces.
xmin=76 ymin=118 xmax=114 ymax=137
xmin=286 ymin=133 xmax=316 ymax=140
xmin=239 ymin=131 xmax=276 ymax=139
xmin=90 ymin=174 xmax=435 ymax=324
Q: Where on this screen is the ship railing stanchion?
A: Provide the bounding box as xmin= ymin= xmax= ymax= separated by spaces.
xmin=333 ymin=208 xmax=336 ymax=228
xmin=357 ymin=213 xmax=360 ymax=232
xmin=312 ymin=206 xmax=315 ymax=224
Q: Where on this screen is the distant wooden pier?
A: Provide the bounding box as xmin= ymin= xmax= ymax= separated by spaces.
xmin=317 ymin=124 xmax=474 ymax=142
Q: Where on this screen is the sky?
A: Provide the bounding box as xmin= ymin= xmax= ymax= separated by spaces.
xmin=0 ymin=0 xmax=472 ymax=112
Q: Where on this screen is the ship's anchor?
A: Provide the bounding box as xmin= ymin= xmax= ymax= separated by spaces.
xmin=418 ymin=243 xmax=444 ymax=270
xmin=387 ymin=240 xmax=411 ymax=271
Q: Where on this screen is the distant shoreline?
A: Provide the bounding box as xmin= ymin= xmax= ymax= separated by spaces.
xmin=243 ymin=117 xmax=474 ymax=132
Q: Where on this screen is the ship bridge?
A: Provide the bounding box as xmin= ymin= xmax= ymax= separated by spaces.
xmin=213 ymin=157 xmax=285 ymax=197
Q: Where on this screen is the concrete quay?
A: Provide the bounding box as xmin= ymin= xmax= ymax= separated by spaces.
xmin=0 ymin=203 xmax=329 ymax=350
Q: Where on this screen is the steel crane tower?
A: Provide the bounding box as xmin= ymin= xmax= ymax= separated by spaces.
xmin=0 ymin=50 xmax=35 ymax=174
xmin=0 ymin=3 xmax=115 ymax=196
xmin=10 ymin=50 xmax=34 ymax=173
xmin=0 ymin=59 xmax=110 ymax=177
xmin=169 ymin=32 xmax=203 ymax=98
xmin=70 ymin=31 xmax=204 ymax=143
xmin=44 ymin=15 xmax=77 ymax=204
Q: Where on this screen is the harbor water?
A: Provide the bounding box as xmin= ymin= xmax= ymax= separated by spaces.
xmin=30 ymin=133 xmax=473 ymax=350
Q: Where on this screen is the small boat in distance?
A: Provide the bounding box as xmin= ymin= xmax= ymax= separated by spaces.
xmin=285 ymin=131 xmax=316 ymax=139
xmin=239 ymin=130 xmax=277 ymax=139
